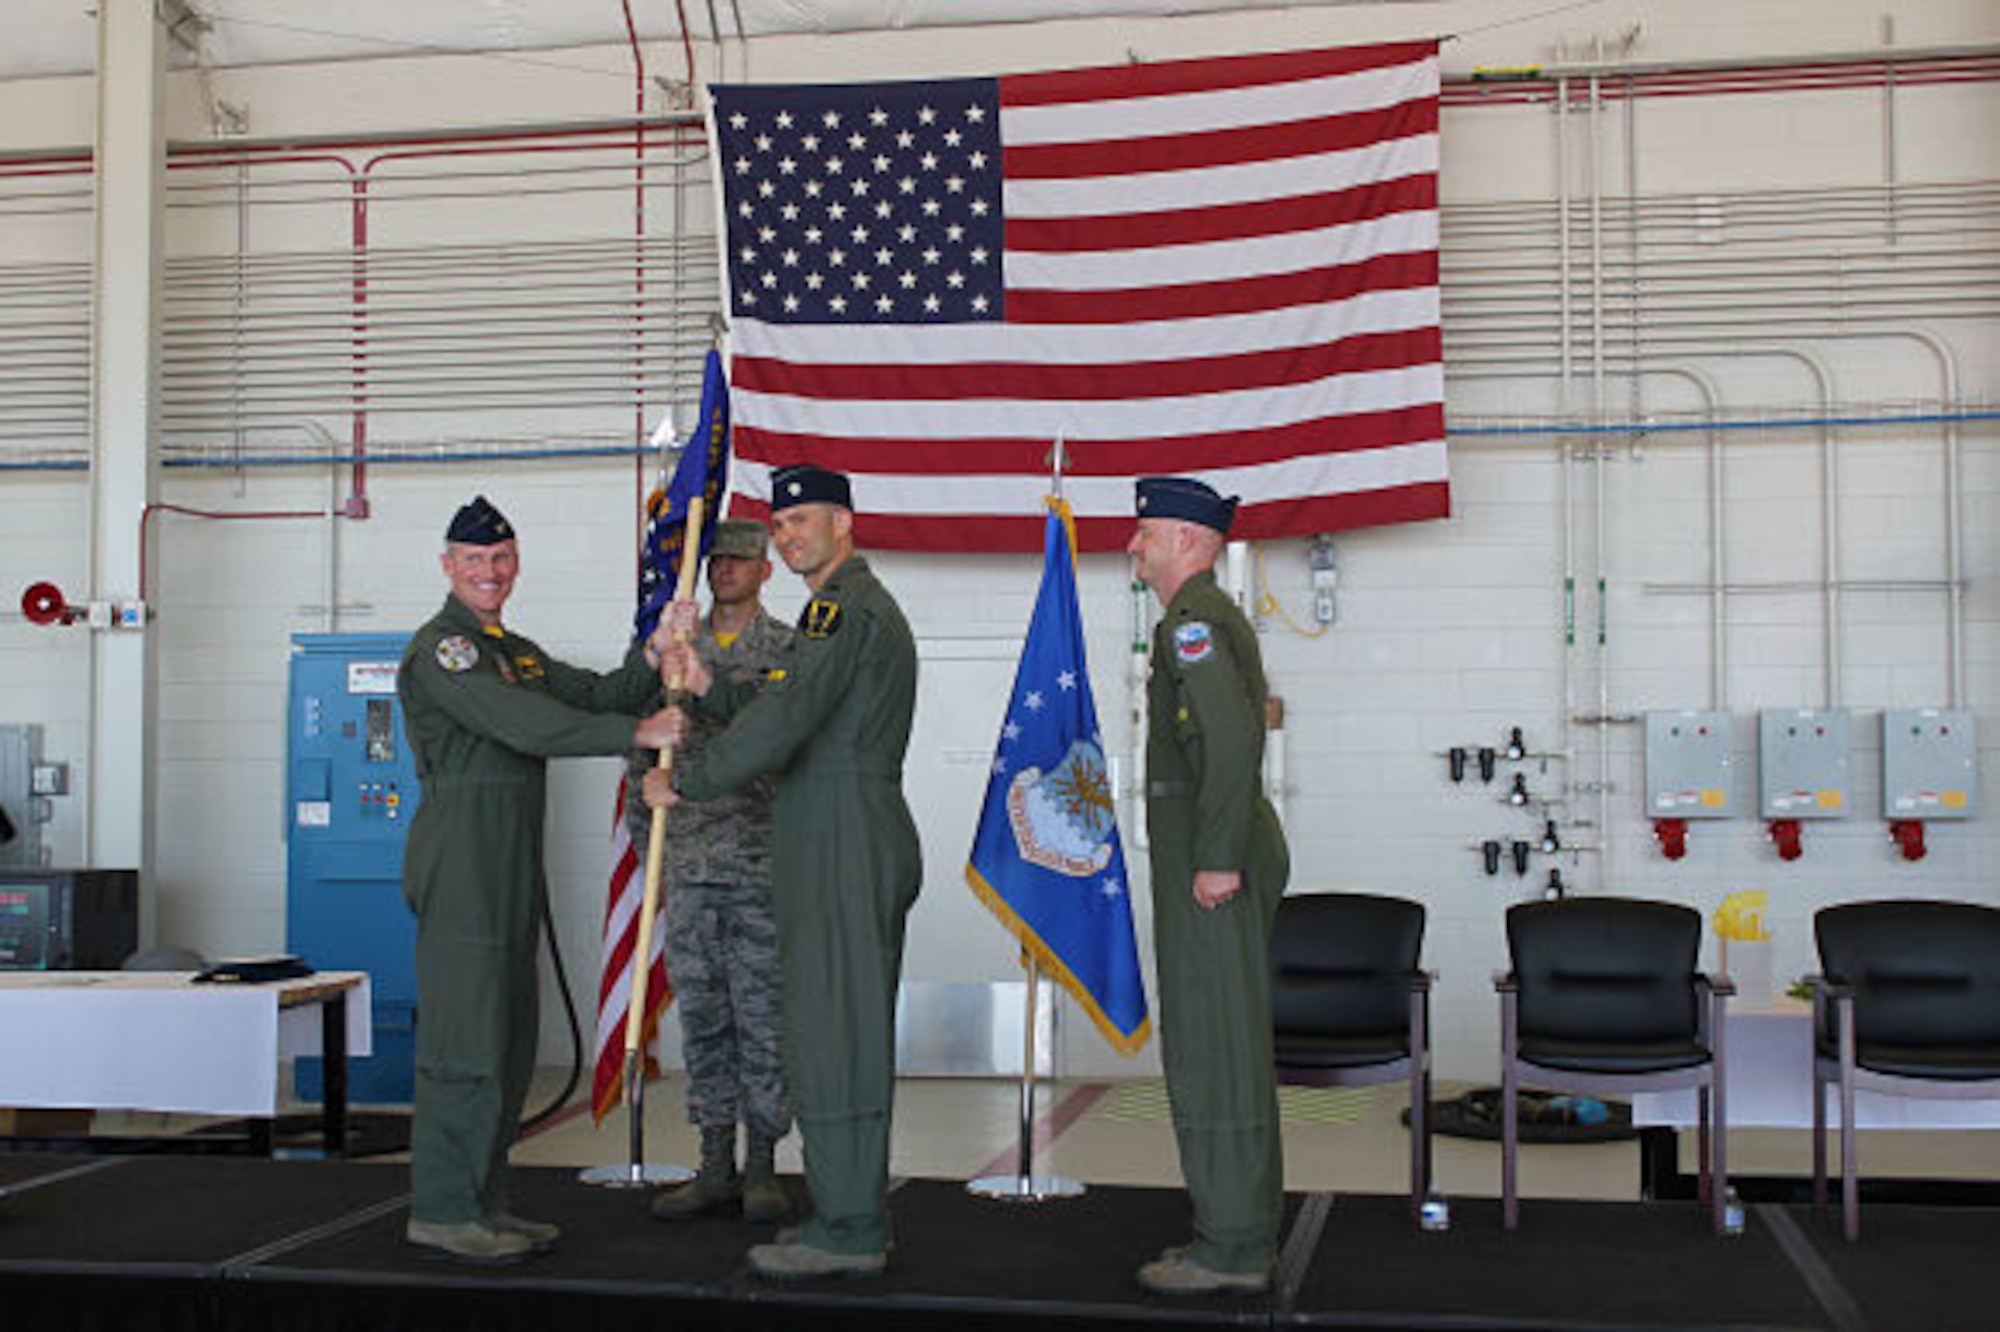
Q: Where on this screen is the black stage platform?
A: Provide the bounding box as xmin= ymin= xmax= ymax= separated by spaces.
xmin=1 ymin=1152 xmax=1992 ymax=1332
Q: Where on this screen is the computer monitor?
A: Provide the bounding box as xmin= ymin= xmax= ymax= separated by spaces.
xmin=0 ymin=869 xmax=138 ymax=970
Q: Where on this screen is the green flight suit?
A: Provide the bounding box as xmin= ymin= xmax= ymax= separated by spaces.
xmin=1144 ymin=568 xmax=1290 ymax=1276
xmin=398 ymin=593 xmax=660 ymax=1226
xmin=676 ymin=554 xmax=920 ymax=1256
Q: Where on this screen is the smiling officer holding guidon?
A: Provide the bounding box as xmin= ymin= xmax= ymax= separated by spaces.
xmin=398 ymin=495 xmax=682 ymax=1266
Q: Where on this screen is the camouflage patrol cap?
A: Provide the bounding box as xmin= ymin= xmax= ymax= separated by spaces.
xmin=710 ymin=519 xmax=770 ymax=560
xmin=446 ymin=495 xmax=514 ymax=545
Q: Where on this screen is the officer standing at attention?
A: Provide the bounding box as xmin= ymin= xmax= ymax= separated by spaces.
xmin=399 ymin=495 xmax=681 ymax=1265
xmin=1126 ymin=476 xmax=1291 ymax=1297
xmin=629 ymin=519 xmax=796 ymax=1225
xmin=643 ymin=464 xmax=919 ymax=1281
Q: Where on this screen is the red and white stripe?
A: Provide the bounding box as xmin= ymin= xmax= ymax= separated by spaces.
xmin=723 ymin=41 xmax=1448 ymax=553
xmin=591 ymin=778 xmax=670 ymax=1123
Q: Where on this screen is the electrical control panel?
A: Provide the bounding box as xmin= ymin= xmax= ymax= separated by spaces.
xmin=1882 ymin=708 xmax=1976 ymax=821
xmin=0 ymin=724 xmax=45 ymax=869
xmin=1758 ymin=709 xmax=1850 ymax=820
xmin=287 ymin=633 xmax=419 ymax=1102
xmin=1644 ymin=711 xmax=1733 ymax=819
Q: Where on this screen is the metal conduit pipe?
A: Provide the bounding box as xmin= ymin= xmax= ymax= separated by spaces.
xmin=1624 ymin=69 xmax=1643 ymax=443
xmin=1442 ymin=48 xmax=2000 ymax=109
xmin=1456 ymin=349 xmax=1970 ymax=723
xmin=1639 ymin=337 xmax=1964 ymax=713
xmin=1588 ymin=49 xmax=1616 ymax=884
xmin=1645 ymin=366 xmax=1729 ymax=708
xmin=1464 ymin=43 xmax=2000 ymax=87
xmin=3 ymin=187 xmax=1984 ymax=338
xmin=1733 ymin=347 xmax=1844 ymax=709
xmin=1554 ymin=70 xmax=1577 ymax=870
xmin=6 ymin=403 xmax=1989 ymax=472
xmin=1898 ymin=328 xmax=1967 ymax=708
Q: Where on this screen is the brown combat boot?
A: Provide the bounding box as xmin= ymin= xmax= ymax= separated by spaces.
xmin=406 ymin=1218 xmax=536 ymax=1265
xmin=650 ymin=1125 xmax=740 ymax=1221
xmin=740 ymin=1130 xmax=790 ymax=1224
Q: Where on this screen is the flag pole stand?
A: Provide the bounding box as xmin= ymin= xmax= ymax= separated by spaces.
xmin=967 ymin=956 xmax=1084 ymax=1202
xmin=581 ymin=493 xmax=709 ymax=1190
xmin=578 ymin=1055 xmax=693 ymax=1187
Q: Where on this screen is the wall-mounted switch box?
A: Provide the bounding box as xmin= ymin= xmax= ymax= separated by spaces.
xmin=1882 ymin=709 xmax=1975 ymax=821
xmin=1645 ymin=711 xmax=1733 ymax=818
xmin=1759 ymin=709 xmax=1850 ymax=820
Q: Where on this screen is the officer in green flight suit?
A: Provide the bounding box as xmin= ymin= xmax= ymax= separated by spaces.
xmin=644 ymin=463 xmax=920 ymax=1282
xmin=398 ymin=495 xmax=681 ymax=1266
xmin=1127 ymin=475 xmax=1291 ymax=1297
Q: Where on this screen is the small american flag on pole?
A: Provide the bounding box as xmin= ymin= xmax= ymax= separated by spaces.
xmin=590 ymin=780 xmax=662 ymax=1123
xmin=591 ymin=349 xmax=731 ymax=1124
xmin=710 ymin=40 xmax=1447 ymax=553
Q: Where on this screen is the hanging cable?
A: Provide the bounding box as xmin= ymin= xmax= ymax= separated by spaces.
xmin=1253 ymin=546 xmax=1329 ymax=639
xmin=520 ymin=895 xmax=586 ymax=1133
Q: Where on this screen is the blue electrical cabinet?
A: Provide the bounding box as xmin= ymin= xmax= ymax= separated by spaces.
xmin=286 ymin=633 xmax=420 ymax=1103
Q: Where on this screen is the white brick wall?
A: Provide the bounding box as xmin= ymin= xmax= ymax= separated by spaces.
xmin=1 ymin=0 xmax=1995 ymax=1081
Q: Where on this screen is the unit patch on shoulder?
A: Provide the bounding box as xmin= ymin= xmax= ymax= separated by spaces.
xmin=514 ymin=654 xmax=545 ymax=682
xmin=800 ymin=599 xmax=843 ymax=639
xmin=1173 ymin=620 xmax=1215 ymax=665
xmin=435 ymin=635 xmax=479 ymax=673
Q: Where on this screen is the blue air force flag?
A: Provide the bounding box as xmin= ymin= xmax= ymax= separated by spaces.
xmin=635 ymin=347 xmax=732 ymax=644
xmin=966 ymin=500 xmax=1150 ymax=1052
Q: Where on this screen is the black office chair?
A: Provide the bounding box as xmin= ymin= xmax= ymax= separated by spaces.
xmin=1811 ymin=899 xmax=2000 ymax=1242
xmin=1270 ymin=891 xmax=1433 ymax=1220
xmin=1497 ymin=896 xmax=1731 ymax=1233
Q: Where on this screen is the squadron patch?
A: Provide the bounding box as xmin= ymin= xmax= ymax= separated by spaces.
xmin=800 ymin=599 xmax=843 ymax=639
xmin=514 ymin=654 xmax=545 ymax=682
xmin=1173 ymin=620 xmax=1215 ymax=665
xmin=435 ymin=635 xmax=479 ymax=673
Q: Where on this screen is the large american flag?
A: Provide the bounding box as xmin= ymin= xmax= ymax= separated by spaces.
xmin=710 ymin=40 xmax=1447 ymax=553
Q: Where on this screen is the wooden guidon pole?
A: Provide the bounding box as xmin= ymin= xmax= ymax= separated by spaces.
xmin=621 ymin=495 xmax=705 ymax=1105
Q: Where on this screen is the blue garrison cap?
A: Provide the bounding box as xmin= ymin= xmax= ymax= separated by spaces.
xmin=446 ymin=495 xmax=515 ymax=545
xmin=769 ymin=464 xmax=853 ymax=512
xmin=1135 ymin=475 xmax=1238 ymax=535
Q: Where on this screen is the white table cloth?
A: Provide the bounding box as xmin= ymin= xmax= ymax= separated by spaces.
xmin=0 ymin=970 xmax=370 ymax=1118
xmin=1634 ymin=996 xmax=2000 ymax=1129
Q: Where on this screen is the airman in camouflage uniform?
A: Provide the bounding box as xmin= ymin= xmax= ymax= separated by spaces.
xmin=628 ymin=519 xmax=795 ymax=1224
xmin=644 ymin=464 xmax=919 ymax=1282
xmin=1127 ymin=476 xmax=1290 ymax=1298
xmin=398 ymin=495 xmax=678 ymax=1266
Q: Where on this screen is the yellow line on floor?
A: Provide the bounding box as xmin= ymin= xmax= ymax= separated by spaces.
xmin=1087 ymin=1081 xmax=1379 ymax=1126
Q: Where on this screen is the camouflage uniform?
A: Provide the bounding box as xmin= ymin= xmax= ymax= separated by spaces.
xmin=626 ymin=606 xmax=794 ymax=1145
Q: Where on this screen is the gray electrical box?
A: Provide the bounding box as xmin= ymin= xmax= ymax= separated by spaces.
xmin=1882 ymin=709 xmax=1976 ymax=821
xmin=1645 ymin=711 xmax=1734 ymax=818
xmin=0 ymin=724 xmax=46 ymax=868
xmin=1759 ymin=709 xmax=1850 ymax=820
